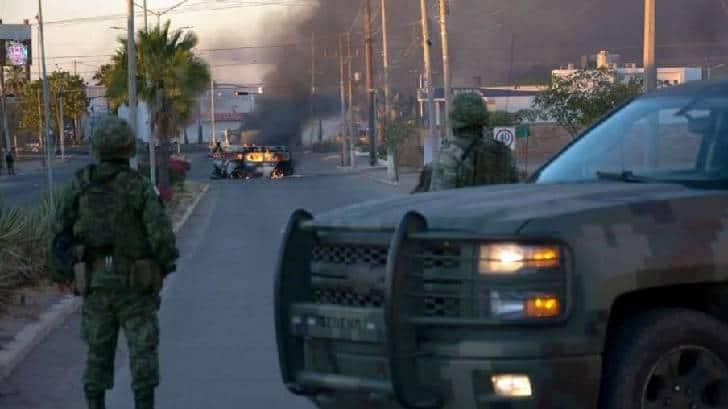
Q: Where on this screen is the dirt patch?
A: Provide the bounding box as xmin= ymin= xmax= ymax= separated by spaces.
xmin=167 ymin=182 xmax=207 ymax=227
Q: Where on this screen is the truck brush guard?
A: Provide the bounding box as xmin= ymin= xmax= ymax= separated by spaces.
xmin=274 ymin=210 xmax=444 ymax=409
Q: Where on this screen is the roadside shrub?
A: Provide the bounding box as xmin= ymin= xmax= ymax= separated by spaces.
xmin=168 ymin=158 xmax=190 ymax=186
xmin=0 ymin=187 xmax=66 ymax=309
xmin=139 ymin=157 xmax=190 ymax=187
xmin=157 ymin=185 xmax=174 ymax=203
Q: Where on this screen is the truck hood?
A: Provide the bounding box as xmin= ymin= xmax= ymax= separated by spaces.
xmin=312 ymin=182 xmax=709 ymax=235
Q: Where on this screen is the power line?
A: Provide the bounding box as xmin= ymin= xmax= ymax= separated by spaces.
xmin=41 ymin=0 xmax=318 ymax=26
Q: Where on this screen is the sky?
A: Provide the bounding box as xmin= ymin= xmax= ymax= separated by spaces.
xmin=0 ymin=0 xmax=319 ymax=84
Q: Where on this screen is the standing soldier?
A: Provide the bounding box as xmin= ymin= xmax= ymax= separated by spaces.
xmin=414 ymin=93 xmax=518 ymax=192
xmin=5 ymin=147 xmax=15 ymax=176
xmin=51 ymin=116 xmax=178 ymax=409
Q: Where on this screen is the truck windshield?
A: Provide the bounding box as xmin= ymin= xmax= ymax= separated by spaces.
xmin=535 ymin=94 xmax=728 ymax=187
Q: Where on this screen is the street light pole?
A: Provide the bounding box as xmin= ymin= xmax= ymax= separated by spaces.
xmin=38 ymin=0 xmax=54 ymax=208
xmin=420 ymin=0 xmax=436 ymax=165
xmin=58 ymin=89 xmax=65 ymax=160
xmin=127 ymin=0 xmax=138 ymax=170
xmin=439 ymin=0 xmax=452 ymax=140
xmin=143 ymin=0 xmax=148 ymax=31
xmin=643 ymin=0 xmax=657 ymax=91
xmin=362 ymin=0 xmax=376 ymax=167
xmin=210 ymin=77 xmax=216 ymax=146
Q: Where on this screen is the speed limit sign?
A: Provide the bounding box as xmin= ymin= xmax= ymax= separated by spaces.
xmin=493 ymin=127 xmax=516 ymax=151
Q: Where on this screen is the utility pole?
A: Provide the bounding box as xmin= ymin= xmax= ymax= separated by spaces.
xmin=363 ymin=0 xmax=376 ymax=166
xmin=346 ymin=32 xmax=355 ymax=168
xmin=73 ymin=59 xmax=77 ymax=75
xmin=1 ymin=65 xmax=10 ymax=162
xmin=127 ymin=0 xmax=138 ymax=169
xmin=38 ymin=0 xmax=54 ymax=208
xmin=420 ymin=0 xmax=436 ymax=165
xmin=339 ymin=34 xmax=350 ymax=166
xmin=143 ymin=0 xmax=149 ymax=30
xmin=643 ymin=0 xmax=656 ymax=92
xmin=23 ymin=19 xmax=31 ymax=82
xmin=438 ymin=0 xmax=452 ymax=140
xmin=58 ymin=89 xmax=65 ymax=160
xmin=382 ymin=0 xmax=398 ymax=181
xmin=210 ymin=77 xmax=216 ymax=145
xmin=381 ymin=0 xmax=391 ymax=121
xmin=37 ymin=87 xmax=43 ymax=156
xmin=310 ymin=32 xmax=319 ymax=143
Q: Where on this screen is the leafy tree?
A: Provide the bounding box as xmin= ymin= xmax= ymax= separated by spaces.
xmin=4 ymin=66 xmax=27 ymax=97
xmin=98 ymin=21 xmax=210 ymax=188
xmin=489 ymin=109 xmax=540 ymax=128
xmin=533 ymin=70 xmax=643 ymax=137
xmin=17 ymin=70 xmax=88 ymax=146
xmin=378 ymin=93 xmax=417 ymax=182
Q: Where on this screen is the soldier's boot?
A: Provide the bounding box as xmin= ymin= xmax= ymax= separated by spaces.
xmin=85 ymin=391 xmax=106 ymax=409
xmin=134 ymin=388 xmax=155 ymax=409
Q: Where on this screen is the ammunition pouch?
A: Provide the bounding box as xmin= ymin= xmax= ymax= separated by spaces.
xmin=129 ymin=259 xmax=163 ymax=293
xmin=81 ymin=256 xmax=162 ymax=294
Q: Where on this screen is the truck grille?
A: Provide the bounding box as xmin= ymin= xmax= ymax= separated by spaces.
xmin=312 ymin=243 xmax=388 ymax=267
xmin=423 ymin=296 xmax=461 ymax=317
xmin=313 ymin=287 xmax=385 ymax=308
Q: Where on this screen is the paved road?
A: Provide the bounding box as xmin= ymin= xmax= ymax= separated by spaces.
xmin=0 ymin=156 xmax=93 ymax=208
xmin=0 ymin=152 xmax=410 ymax=409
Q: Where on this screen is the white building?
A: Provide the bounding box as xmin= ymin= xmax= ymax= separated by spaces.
xmin=417 ymin=86 xmax=545 ymax=124
xmin=115 ymin=85 xmax=256 ymax=145
xmin=552 ymin=66 xmax=703 ymax=88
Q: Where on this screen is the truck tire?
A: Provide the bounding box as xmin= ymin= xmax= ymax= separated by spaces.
xmin=600 ymin=308 xmax=728 ymax=409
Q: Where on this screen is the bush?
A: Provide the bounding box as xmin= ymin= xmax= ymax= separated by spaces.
xmin=139 ymin=157 xmax=191 ymax=187
xmin=0 ymin=187 xmax=67 ymax=309
xmin=157 ymin=185 xmax=174 ymax=203
xmin=168 ymin=158 xmax=190 ymax=186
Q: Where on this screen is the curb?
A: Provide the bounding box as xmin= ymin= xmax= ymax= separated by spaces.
xmin=0 ymin=296 xmax=81 ymax=380
xmin=0 ymin=183 xmax=210 ymax=382
xmin=173 ymin=183 xmax=210 ymax=234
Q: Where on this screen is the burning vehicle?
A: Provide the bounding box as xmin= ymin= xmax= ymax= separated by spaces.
xmin=211 ymin=145 xmax=294 ymax=180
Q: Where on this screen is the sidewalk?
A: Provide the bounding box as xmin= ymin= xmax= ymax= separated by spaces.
xmin=362 ymin=165 xmax=421 ymax=194
xmin=0 ymin=182 xmax=209 ymax=381
xmin=1 ymin=156 xmax=78 ymax=176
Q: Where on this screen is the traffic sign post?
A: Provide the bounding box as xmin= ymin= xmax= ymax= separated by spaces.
xmin=493 ymin=127 xmax=516 ymax=151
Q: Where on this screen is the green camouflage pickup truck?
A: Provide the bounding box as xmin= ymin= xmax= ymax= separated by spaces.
xmin=275 ymin=79 xmax=728 ymax=409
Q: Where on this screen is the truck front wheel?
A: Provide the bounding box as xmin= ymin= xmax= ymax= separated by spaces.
xmin=600 ymin=309 xmax=728 ymax=409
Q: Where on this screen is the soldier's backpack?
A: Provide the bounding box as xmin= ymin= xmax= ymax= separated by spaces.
xmin=75 ymin=166 xmax=124 ymax=249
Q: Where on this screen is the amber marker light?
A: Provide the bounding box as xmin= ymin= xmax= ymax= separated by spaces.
xmin=525 ymin=295 xmax=561 ymax=318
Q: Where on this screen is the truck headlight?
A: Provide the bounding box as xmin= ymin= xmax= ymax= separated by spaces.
xmin=479 ymin=243 xmax=560 ymax=274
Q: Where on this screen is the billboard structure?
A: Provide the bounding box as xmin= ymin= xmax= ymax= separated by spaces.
xmin=0 ymin=24 xmax=32 ymax=66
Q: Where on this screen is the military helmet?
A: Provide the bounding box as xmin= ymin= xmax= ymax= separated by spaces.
xmin=90 ymin=116 xmax=136 ymax=160
xmin=450 ymin=93 xmax=489 ymax=130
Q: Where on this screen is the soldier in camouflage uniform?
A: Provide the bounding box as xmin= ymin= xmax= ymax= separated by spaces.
xmin=415 ymin=93 xmax=518 ymax=192
xmin=51 ymin=116 xmax=178 ymax=409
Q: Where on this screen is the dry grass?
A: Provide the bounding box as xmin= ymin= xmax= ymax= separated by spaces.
xmin=0 ymin=188 xmax=66 ymax=310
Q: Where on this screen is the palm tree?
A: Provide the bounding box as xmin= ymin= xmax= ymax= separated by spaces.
xmin=99 ymin=21 xmax=210 ymax=188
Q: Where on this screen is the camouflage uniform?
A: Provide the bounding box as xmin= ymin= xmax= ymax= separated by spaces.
xmin=51 ymin=116 xmax=178 ymax=409
xmin=423 ymin=93 xmax=518 ymax=192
